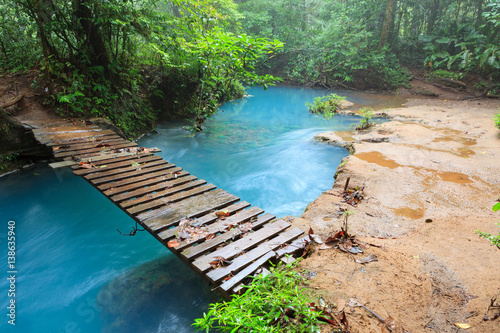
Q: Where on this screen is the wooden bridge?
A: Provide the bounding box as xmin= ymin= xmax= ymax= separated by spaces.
xmin=22 ymin=118 xmax=310 ymax=297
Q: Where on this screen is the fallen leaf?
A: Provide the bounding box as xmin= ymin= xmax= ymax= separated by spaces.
xmin=239 ymin=222 xmax=253 ymax=233
xmin=454 ymin=323 xmax=471 ymax=329
xmin=337 ymin=299 xmax=346 ymax=312
xmin=310 ymin=234 xmax=324 ymax=244
xmin=206 ymin=233 xmax=215 ymax=240
xmin=318 ymin=243 xmax=332 ymax=250
xmin=167 ymin=240 xmax=180 ymax=248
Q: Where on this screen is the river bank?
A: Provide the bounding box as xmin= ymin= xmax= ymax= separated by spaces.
xmin=290 ymin=97 xmax=500 ymax=332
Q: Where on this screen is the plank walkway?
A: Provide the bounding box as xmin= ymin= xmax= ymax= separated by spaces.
xmin=23 ymin=118 xmax=310 ymax=297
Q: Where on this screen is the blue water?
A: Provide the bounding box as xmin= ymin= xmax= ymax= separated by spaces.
xmin=0 ymin=86 xmax=399 ymax=332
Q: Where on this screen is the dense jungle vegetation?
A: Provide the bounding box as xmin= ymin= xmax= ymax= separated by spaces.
xmin=1 ymin=0 xmax=500 ymax=136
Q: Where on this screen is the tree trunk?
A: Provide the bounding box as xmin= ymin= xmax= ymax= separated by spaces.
xmin=476 ymin=0 xmax=484 ymax=28
xmin=427 ymin=0 xmax=440 ymax=34
xmin=378 ymin=0 xmax=397 ymax=49
xmin=75 ymin=0 xmax=110 ymax=73
xmin=33 ymin=0 xmax=55 ymax=69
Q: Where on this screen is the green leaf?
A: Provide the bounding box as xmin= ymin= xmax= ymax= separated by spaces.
xmin=493 ymin=202 xmax=500 ymax=212
xmin=435 ymin=37 xmax=451 ymax=44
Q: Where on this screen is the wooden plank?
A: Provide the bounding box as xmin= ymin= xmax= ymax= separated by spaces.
xmin=157 ymin=201 xmax=252 ymax=241
xmin=180 ymin=213 xmax=275 ymax=257
xmin=51 ymin=149 xmax=161 ymax=169
xmin=55 ymin=142 xmax=138 ymax=158
xmin=275 ymin=235 xmax=311 ymax=257
xmin=37 ymin=129 xmax=116 ymax=144
xmin=21 ymin=119 xmax=75 ymax=127
xmin=53 ymin=139 xmax=132 ymax=153
xmin=103 ymin=171 xmax=190 ymax=196
xmin=219 ymin=251 xmax=276 ymax=293
xmin=206 ymin=227 xmax=304 ymax=283
xmin=84 ymin=159 xmax=168 ymax=181
xmin=33 ymin=125 xmax=101 ymax=135
xmin=53 ymin=135 xmax=123 ymax=148
xmin=89 ymin=162 xmax=175 ymax=185
xmin=118 ymin=178 xmax=207 ymax=206
xmin=125 ymin=184 xmax=217 ymax=215
xmin=138 ymin=189 xmax=240 ymax=232
xmin=73 ymin=155 xmax=162 ymax=176
xmin=46 ymin=134 xmax=121 ymax=147
xmin=174 ymin=207 xmax=266 ymax=254
xmin=97 ymin=167 xmax=183 ymax=191
xmin=191 ymin=218 xmax=288 ymax=273
xmin=72 ymin=152 xmax=156 ymax=169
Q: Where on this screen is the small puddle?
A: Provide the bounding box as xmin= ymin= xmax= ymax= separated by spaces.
xmin=393 ymin=207 xmax=425 ymax=219
xmin=437 ymin=171 xmax=474 ymax=184
xmin=355 ymin=151 xmax=474 ymax=185
xmin=433 ymin=136 xmax=477 ymax=146
xmin=355 ymin=151 xmax=401 ymax=169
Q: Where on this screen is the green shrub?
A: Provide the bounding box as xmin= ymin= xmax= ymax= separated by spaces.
xmin=495 ymin=111 xmax=500 ymax=129
xmin=193 ymin=261 xmax=322 ymax=332
xmin=355 ymin=107 xmax=375 ymax=130
xmin=306 ymin=93 xmax=345 ymax=119
xmin=475 ymin=203 xmax=500 ymax=249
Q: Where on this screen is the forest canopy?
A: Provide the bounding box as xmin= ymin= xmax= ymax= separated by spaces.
xmin=1 ymin=0 xmax=499 ymax=135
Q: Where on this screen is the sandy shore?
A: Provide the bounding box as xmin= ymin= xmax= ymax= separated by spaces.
xmin=291 ymin=98 xmax=500 ymax=332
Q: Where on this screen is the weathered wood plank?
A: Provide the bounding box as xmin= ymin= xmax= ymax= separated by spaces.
xmin=175 ymin=207 xmax=266 ymax=255
xmin=103 ymin=171 xmax=189 ymax=196
xmin=37 ymin=129 xmax=117 ymax=144
xmin=125 ymin=184 xmax=217 ymax=215
xmin=185 ymin=213 xmax=274 ymax=256
xmin=89 ymin=162 xmax=175 ymax=185
xmin=46 ymin=134 xmax=121 ymax=147
xmin=84 ymin=159 xmax=168 ymax=181
xmin=275 ymin=235 xmax=311 ymax=257
xmin=97 ymin=167 xmax=183 ymax=191
xmin=191 ymin=218 xmax=288 ymax=273
xmin=21 ymin=119 xmax=75 ymax=127
xmin=157 ymin=201 xmax=251 ymax=241
xmin=33 ymin=125 xmax=101 ymax=135
xmin=51 ymin=150 xmax=161 ymax=169
xmin=52 ymin=138 xmax=131 ymax=152
xmin=118 ymin=178 xmax=207 ymax=206
xmin=138 ymin=189 xmax=239 ymax=232
xmin=219 ymin=251 xmax=276 ymax=293
xmin=206 ymin=227 xmax=304 ymax=283
xmin=73 ymin=155 xmax=162 ymax=176
xmin=53 ymin=135 xmax=123 ymax=148
xmin=55 ymin=142 xmax=138 ymax=158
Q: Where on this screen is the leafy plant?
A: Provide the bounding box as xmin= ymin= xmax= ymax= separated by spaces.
xmin=475 ymin=203 xmax=500 ymax=249
xmin=306 ymin=94 xmax=345 ymax=119
xmin=355 ymin=107 xmax=375 ymax=130
xmin=193 ymin=260 xmax=322 ymax=332
xmin=495 ymin=111 xmax=500 ymax=129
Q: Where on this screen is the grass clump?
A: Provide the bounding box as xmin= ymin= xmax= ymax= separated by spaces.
xmin=476 ymin=203 xmax=500 ymax=249
xmin=355 ymin=107 xmax=375 ymax=130
xmin=306 ymin=94 xmax=346 ymax=119
xmin=193 ymin=260 xmax=322 ymax=332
